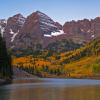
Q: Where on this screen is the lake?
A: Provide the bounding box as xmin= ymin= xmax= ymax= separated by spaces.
xmin=0 ymin=78 xmax=100 ymax=100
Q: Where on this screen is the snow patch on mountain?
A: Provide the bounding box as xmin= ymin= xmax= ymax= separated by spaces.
xmin=44 ymin=30 xmax=65 ymax=37
xmin=80 ymin=29 xmax=84 ymax=32
xmin=51 ymin=30 xmax=65 ymax=36
xmin=11 ymin=30 xmax=19 ymax=42
xmin=0 ymin=26 xmax=5 ymax=37
xmin=44 ymin=34 xmax=52 ymax=37
xmin=91 ymin=35 xmax=95 ymax=38
xmin=0 ymin=19 xmax=7 ymax=37
xmin=41 ymin=21 xmax=57 ymax=28
xmin=87 ymin=29 xmax=91 ymax=33
xmin=10 ymin=29 xmax=15 ymax=34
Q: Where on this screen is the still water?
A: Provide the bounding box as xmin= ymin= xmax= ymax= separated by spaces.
xmin=0 ymin=78 xmax=100 ymax=100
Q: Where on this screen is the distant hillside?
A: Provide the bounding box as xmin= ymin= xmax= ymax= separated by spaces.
xmin=12 ymin=37 xmax=100 ymax=78
xmin=60 ymin=37 xmax=100 ymax=64
xmin=45 ymin=39 xmax=82 ymax=53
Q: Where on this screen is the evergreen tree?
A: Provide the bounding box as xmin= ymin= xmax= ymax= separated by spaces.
xmin=0 ymin=33 xmax=13 ymax=80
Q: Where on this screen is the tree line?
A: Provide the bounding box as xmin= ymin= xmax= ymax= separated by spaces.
xmin=0 ymin=33 xmax=13 ymax=80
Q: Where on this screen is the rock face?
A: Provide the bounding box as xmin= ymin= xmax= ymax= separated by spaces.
xmin=20 ymin=11 xmax=61 ymax=35
xmin=91 ymin=17 xmax=100 ymax=38
xmin=55 ymin=22 xmax=62 ymax=30
xmin=63 ymin=18 xmax=100 ymax=43
xmin=2 ymin=11 xmax=100 ymax=55
xmin=3 ymin=14 xmax=26 ymax=48
xmin=11 ymin=11 xmax=63 ymax=52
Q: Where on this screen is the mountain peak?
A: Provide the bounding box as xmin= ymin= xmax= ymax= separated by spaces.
xmin=35 ymin=11 xmax=52 ymax=20
xmin=36 ymin=11 xmax=47 ymax=16
xmin=3 ymin=13 xmax=26 ymax=47
xmin=13 ymin=13 xmax=24 ymax=18
xmin=20 ymin=11 xmax=62 ymax=36
xmin=0 ymin=19 xmax=7 ymax=24
xmin=2 ymin=11 xmax=100 ymax=54
xmin=36 ymin=10 xmax=44 ymax=14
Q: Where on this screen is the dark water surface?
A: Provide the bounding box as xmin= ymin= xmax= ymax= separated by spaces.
xmin=0 ymin=78 xmax=100 ymax=100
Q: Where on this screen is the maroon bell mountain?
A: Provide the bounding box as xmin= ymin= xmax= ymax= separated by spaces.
xmin=0 ymin=11 xmax=100 ymax=53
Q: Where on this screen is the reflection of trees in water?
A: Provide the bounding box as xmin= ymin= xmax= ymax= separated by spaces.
xmin=0 ymin=88 xmax=10 ymax=100
xmin=1 ymin=83 xmax=100 ymax=100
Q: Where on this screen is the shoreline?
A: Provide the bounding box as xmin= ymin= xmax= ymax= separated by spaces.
xmin=0 ymin=79 xmax=12 ymax=85
xmin=1 ymin=76 xmax=100 ymax=85
xmin=36 ymin=73 xmax=100 ymax=80
xmin=37 ymin=74 xmax=100 ymax=80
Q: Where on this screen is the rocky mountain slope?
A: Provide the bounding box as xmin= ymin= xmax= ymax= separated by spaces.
xmin=12 ymin=11 xmax=64 ymax=52
xmin=3 ymin=14 xmax=26 ymax=48
xmin=63 ymin=18 xmax=100 ymax=43
xmin=0 ymin=11 xmax=100 ymax=55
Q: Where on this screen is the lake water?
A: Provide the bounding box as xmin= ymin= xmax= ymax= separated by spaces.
xmin=0 ymin=78 xmax=100 ymax=100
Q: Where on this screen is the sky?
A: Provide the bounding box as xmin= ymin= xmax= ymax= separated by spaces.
xmin=0 ymin=0 xmax=100 ymax=24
